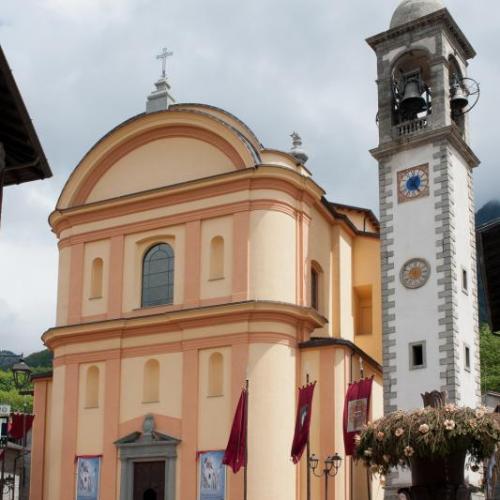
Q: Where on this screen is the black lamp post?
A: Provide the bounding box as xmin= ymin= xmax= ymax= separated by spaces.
xmin=9 ymin=359 xmax=32 ymax=500
xmin=308 ymin=453 xmax=342 ymax=500
xmin=11 ymin=359 xmax=32 ymax=395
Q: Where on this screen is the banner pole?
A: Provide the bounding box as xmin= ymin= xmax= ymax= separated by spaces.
xmin=306 ymin=373 xmax=311 ymax=500
xmin=244 ymin=378 xmax=249 ymax=500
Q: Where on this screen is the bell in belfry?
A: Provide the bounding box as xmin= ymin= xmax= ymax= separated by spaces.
xmin=450 ymin=80 xmax=469 ymax=113
xmin=399 ymin=73 xmax=427 ymax=117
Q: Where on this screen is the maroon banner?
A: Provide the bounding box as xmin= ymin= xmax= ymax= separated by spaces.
xmin=343 ymin=377 xmax=373 ymax=456
xmin=223 ymin=388 xmax=247 ymax=473
xmin=8 ymin=413 xmax=34 ymax=440
xmin=290 ymin=382 xmax=316 ymax=464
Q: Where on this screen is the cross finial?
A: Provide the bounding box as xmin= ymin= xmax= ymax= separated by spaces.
xmin=156 ymin=47 xmax=173 ymax=78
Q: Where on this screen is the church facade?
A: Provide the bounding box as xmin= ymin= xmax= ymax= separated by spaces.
xmin=29 ymin=59 xmax=383 ymax=500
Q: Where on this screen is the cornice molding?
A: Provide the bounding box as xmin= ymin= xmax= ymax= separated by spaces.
xmin=42 ymin=300 xmax=327 ymax=350
xmin=370 ymin=124 xmax=480 ymax=168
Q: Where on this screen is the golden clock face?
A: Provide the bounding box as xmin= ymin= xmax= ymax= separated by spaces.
xmin=397 ymin=165 xmax=429 ymax=203
xmin=400 ymin=258 xmax=431 ymax=289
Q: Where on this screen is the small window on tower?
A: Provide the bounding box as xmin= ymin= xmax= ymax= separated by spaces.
xmin=464 ymin=345 xmax=471 ymax=372
xmin=409 ymin=341 xmax=426 ymax=370
xmin=462 ymin=268 xmax=468 ymax=294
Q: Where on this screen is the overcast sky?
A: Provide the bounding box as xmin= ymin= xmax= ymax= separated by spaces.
xmin=1 ymin=0 xmax=499 ymax=355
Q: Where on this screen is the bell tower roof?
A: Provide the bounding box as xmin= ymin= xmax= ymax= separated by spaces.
xmin=390 ymin=0 xmax=445 ymax=28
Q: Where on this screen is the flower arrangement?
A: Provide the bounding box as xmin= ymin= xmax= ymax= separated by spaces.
xmin=354 ymin=405 xmax=500 ymax=475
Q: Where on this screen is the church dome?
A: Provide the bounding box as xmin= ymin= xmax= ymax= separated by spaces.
xmin=390 ymin=0 xmax=445 ymax=28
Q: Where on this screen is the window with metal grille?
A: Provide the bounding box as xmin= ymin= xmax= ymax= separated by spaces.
xmin=142 ymin=243 xmax=174 ymax=307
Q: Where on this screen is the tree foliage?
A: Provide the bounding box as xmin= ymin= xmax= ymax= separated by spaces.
xmin=480 ymin=324 xmax=500 ymax=394
xmin=25 ymin=349 xmax=53 ymax=368
xmin=0 ymin=369 xmax=32 ymax=413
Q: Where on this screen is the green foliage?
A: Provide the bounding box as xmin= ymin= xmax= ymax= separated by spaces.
xmin=354 ymin=404 xmax=500 ymax=475
xmin=480 ymin=324 xmax=500 ymax=394
xmin=0 ymin=370 xmax=32 ymax=412
xmin=0 ymin=350 xmax=20 ymax=370
xmin=24 ymin=349 xmax=53 ymax=369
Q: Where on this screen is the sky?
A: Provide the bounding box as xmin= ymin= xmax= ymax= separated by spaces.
xmin=0 ymin=0 xmax=499 ymax=354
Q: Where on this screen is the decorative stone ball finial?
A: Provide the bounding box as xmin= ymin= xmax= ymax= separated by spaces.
xmin=289 ymin=131 xmax=309 ymax=164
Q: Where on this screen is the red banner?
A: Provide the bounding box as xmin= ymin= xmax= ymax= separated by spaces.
xmin=222 ymin=388 xmax=247 ymax=473
xmin=290 ymin=382 xmax=316 ymax=464
xmin=8 ymin=413 xmax=34 ymax=440
xmin=343 ymin=377 xmax=373 ymax=456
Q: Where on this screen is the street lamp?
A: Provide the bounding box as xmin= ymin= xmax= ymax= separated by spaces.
xmin=308 ymin=453 xmax=342 ymax=500
xmin=11 ymin=359 xmax=32 ymax=394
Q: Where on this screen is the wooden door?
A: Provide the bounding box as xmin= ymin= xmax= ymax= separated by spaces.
xmin=133 ymin=461 xmax=165 ymax=500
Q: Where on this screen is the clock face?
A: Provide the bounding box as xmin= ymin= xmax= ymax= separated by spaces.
xmin=397 ymin=165 xmax=429 ymax=203
xmin=400 ymin=258 xmax=431 ymax=289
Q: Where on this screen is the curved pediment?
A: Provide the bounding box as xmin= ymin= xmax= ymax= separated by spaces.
xmin=57 ymin=107 xmax=261 ymax=209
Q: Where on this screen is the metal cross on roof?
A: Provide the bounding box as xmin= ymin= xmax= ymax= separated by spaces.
xmin=156 ymin=47 xmax=173 ymax=78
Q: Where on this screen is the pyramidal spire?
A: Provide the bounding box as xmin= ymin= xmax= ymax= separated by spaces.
xmin=146 ymin=47 xmax=176 ymax=113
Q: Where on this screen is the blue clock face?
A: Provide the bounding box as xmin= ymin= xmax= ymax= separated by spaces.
xmin=398 ymin=166 xmax=429 ymax=202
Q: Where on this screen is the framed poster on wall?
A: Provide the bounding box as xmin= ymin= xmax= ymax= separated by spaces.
xmin=199 ymin=450 xmax=226 ymax=500
xmin=76 ymin=456 xmax=101 ymax=500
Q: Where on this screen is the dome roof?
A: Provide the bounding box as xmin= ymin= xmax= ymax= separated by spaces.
xmin=390 ymin=0 xmax=445 ymax=28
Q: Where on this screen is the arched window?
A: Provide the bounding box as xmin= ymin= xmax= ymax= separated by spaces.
xmin=143 ymin=359 xmax=160 ymax=403
xmin=208 ymin=352 xmax=224 ymax=397
xmin=85 ymin=365 xmax=99 ymax=408
xmin=142 ymin=243 xmax=174 ymax=307
xmin=90 ymin=258 xmax=103 ymax=298
xmin=209 ymin=236 xmax=224 ymax=280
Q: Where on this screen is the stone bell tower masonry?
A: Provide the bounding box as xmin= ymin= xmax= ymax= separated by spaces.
xmin=367 ymin=0 xmax=481 ymax=413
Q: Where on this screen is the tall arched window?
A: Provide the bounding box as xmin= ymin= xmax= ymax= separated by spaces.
xmin=311 ymin=261 xmax=323 ymax=311
xmin=208 ymin=352 xmax=224 ymax=397
xmin=90 ymin=258 xmax=103 ymax=298
xmin=142 ymin=243 xmax=174 ymax=307
xmin=209 ymin=236 xmax=224 ymax=280
xmin=85 ymin=365 xmax=99 ymax=408
xmin=143 ymin=359 xmax=160 ymax=403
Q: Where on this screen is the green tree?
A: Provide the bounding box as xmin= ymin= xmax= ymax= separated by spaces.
xmin=480 ymin=324 xmax=500 ymax=394
xmin=0 ymin=369 xmax=32 ymax=412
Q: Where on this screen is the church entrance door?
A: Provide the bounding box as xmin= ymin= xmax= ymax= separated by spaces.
xmin=133 ymin=461 xmax=165 ymax=500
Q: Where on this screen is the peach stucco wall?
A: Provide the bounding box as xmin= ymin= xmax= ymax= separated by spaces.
xmin=55 ymin=246 xmax=71 ymax=326
xmin=247 ymin=343 xmax=296 ymax=500
xmin=200 ymin=216 xmax=233 ymax=300
xmin=77 ymin=362 xmax=105 ymax=455
xmin=197 ymin=347 xmax=231 ymax=450
xmin=120 ymin=353 xmax=183 ymax=423
xmin=353 ymin=236 xmax=382 ymax=363
xmin=249 ymin=210 xmax=296 ymax=302
xmin=81 ymin=240 xmax=110 ymax=317
xmin=86 ymin=137 xmax=236 ymax=204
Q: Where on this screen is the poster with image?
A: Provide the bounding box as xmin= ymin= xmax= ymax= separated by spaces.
xmin=199 ymin=450 xmax=226 ymax=500
xmin=76 ymin=456 xmax=101 ymax=500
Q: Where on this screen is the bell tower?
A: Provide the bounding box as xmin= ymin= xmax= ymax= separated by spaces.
xmin=367 ymin=0 xmax=481 ymax=413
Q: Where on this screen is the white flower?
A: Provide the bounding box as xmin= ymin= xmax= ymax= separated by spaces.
xmin=475 ymin=408 xmax=485 ymax=419
xmin=364 ymin=448 xmax=373 ymax=457
xmin=376 ymin=431 xmax=385 ymax=441
xmin=443 ymin=419 xmax=456 ymax=431
xmin=418 ymin=423 xmax=430 ymax=434
xmin=444 ymin=403 xmax=457 ymax=412
xmin=404 ymin=446 xmax=415 ymax=457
